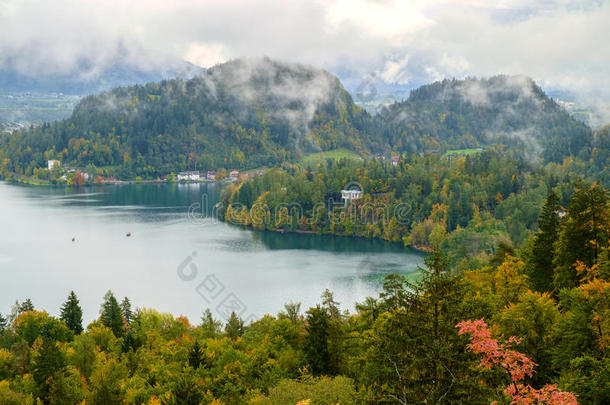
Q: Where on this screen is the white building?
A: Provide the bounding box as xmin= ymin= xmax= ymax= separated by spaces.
xmin=341 ymin=189 xmax=362 ymax=207
xmin=177 ymin=171 xmax=201 ymax=181
xmin=48 ymin=160 xmax=60 ymax=170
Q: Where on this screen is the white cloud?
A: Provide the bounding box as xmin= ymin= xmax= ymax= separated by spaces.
xmin=0 ymin=0 xmax=608 ymax=120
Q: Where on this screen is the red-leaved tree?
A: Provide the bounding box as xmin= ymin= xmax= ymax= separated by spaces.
xmin=456 ymin=319 xmax=577 ymax=405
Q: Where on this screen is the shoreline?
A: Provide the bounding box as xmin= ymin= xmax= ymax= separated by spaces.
xmin=3 ymin=176 xmax=231 ymax=187
xmin=229 ymin=221 xmax=431 ymax=255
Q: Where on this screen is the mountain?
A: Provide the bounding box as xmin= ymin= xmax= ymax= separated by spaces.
xmin=0 ymin=56 xmax=203 ymax=95
xmin=0 ymin=55 xmax=203 ymax=125
xmin=375 ymin=75 xmax=593 ymax=162
xmin=0 ymin=58 xmax=372 ymax=178
xmin=0 ymin=61 xmax=598 ymax=181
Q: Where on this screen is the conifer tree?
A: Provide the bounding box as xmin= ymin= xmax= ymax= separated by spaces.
xmin=554 ymin=184 xmax=609 ymax=289
xmin=304 ymin=305 xmax=331 ymax=375
xmin=365 ymin=249 xmax=492 ymax=403
xmin=60 ymin=291 xmax=83 ymax=335
xmin=0 ymin=312 xmax=6 ymax=333
xmin=100 ymin=291 xmax=125 ymax=337
xmin=529 ymin=192 xmax=561 ymax=292
xmin=32 ymin=338 xmax=67 ymax=402
xmin=19 ymin=298 xmax=34 ymax=313
xmin=224 ymin=312 xmax=244 ymax=340
xmin=200 ymin=309 xmax=222 ymax=338
xmin=188 ymin=340 xmax=203 ymax=369
xmin=120 ymin=297 xmax=133 ymax=326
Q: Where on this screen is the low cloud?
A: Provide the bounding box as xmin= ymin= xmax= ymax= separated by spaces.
xmin=0 ymin=0 xmax=608 ymax=123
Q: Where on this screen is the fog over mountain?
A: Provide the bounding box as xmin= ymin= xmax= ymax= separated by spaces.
xmin=1 ymin=0 xmax=608 ymax=125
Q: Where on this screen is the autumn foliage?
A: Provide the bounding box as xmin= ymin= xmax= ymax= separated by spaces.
xmin=457 ymin=319 xmax=578 ymax=405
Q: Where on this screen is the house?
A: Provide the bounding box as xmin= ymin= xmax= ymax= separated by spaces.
xmin=47 ymin=160 xmax=60 ymax=170
xmin=206 ymin=170 xmax=217 ymax=181
xmin=229 ymin=170 xmax=239 ymax=181
xmin=177 ymin=171 xmax=201 ymax=181
xmin=257 ymin=170 xmax=264 ymax=176
xmin=391 ymin=155 xmax=400 ymax=166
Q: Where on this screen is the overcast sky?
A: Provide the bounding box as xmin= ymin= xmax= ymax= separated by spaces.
xmin=1 ymin=0 xmax=608 ymax=105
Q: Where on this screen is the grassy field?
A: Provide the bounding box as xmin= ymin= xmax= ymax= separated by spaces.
xmin=0 ymin=92 xmax=79 ymax=124
xmin=443 ymin=148 xmax=484 ymax=156
xmin=300 ymin=148 xmax=362 ymax=166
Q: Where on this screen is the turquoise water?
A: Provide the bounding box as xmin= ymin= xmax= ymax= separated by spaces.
xmin=0 ymin=182 xmax=425 ymax=324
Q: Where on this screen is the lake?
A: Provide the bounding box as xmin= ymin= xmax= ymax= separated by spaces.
xmin=0 ymin=181 xmax=425 ymax=324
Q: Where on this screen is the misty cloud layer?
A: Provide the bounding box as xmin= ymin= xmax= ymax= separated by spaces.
xmin=0 ymin=0 xmax=608 ymax=122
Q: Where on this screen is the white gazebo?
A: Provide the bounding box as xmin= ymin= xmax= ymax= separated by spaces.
xmin=341 ymin=189 xmax=362 ymax=207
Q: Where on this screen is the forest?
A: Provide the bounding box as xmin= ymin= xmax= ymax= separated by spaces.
xmin=0 ymin=59 xmax=606 ymax=183
xmin=0 ymin=182 xmax=608 ymax=404
xmin=220 ymin=147 xmax=607 ymax=269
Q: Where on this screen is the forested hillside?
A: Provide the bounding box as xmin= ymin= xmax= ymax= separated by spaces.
xmin=0 ymin=59 xmax=601 ymax=182
xmin=221 ymin=149 xmax=606 ymax=269
xmin=0 ymin=183 xmax=607 ymax=404
xmin=0 ymin=58 xmax=371 ymax=180
xmin=376 ymin=75 xmax=593 ymax=162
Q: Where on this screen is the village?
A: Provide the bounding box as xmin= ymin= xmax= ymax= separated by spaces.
xmin=44 ymin=159 xmax=263 ymax=186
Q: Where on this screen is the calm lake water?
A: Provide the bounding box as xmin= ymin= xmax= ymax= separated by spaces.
xmin=0 ymin=182 xmax=425 ymax=324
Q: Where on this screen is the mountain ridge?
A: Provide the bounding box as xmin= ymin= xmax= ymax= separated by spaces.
xmin=0 ymin=58 xmax=598 ymax=180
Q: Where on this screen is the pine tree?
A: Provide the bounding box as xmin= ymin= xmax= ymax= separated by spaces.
xmin=188 ymin=340 xmax=203 ymax=369
xmin=19 ymin=298 xmax=34 ymax=313
xmin=120 ymin=297 xmax=132 ymax=326
xmin=0 ymin=313 xmax=6 ymax=333
xmin=200 ymin=309 xmax=222 ymax=338
xmin=364 ymin=249 xmax=492 ymax=403
xmin=304 ymin=305 xmax=331 ymax=375
xmin=321 ymin=289 xmax=343 ymax=375
xmin=529 ymin=192 xmax=561 ymax=292
xmin=32 ymin=338 xmax=67 ymax=402
xmin=554 ymin=184 xmax=609 ymax=290
xmin=60 ymin=291 xmax=83 ymax=335
xmin=224 ymin=312 xmax=244 ymax=340
xmin=100 ymin=291 xmax=125 ymax=337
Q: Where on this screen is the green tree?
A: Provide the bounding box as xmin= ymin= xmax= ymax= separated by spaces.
xmin=32 ymin=338 xmax=66 ymax=402
xmin=100 ymin=291 xmax=124 ymax=337
xmin=0 ymin=313 xmax=6 ymax=333
xmin=171 ymin=369 xmax=206 ymax=404
xmin=199 ymin=309 xmax=222 ymax=338
xmin=364 ymin=249 xmax=491 ymax=403
xmin=60 ymin=291 xmax=83 ymax=335
xmin=279 ymin=301 xmax=301 ymax=324
xmin=187 ymin=340 xmax=203 ymax=369
xmin=554 ymin=184 xmax=609 ymax=290
xmin=304 ymin=305 xmax=331 ymax=375
xmin=120 ymin=297 xmax=132 ymax=326
xmin=224 ymin=312 xmax=244 ymax=340
xmin=238 ymin=181 xmax=254 ymax=208
xmin=529 ymin=192 xmax=561 ymax=292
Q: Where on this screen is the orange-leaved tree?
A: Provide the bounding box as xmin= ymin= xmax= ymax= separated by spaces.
xmin=457 ymin=319 xmax=578 ymax=405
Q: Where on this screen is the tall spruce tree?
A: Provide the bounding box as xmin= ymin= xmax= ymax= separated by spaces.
xmin=120 ymin=297 xmax=133 ymax=326
xmin=19 ymin=298 xmax=34 ymax=313
xmin=554 ymin=184 xmax=609 ymax=289
xmin=187 ymin=340 xmax=203 ymax=369
xmin=32 ymin=338 xmax=67 ymax=402
xmin=529 ymin=192 xmax=561 ymax=292
xmin=100 ymin=291 xmax=125 ymax=337
xmin=364 ymin=249 xmax=492 ymax=403
xmin=200 ymin=309 xmax=222 ymax=338
xmin=60 ymin=291 xmax=83 ymax=335
xmin=304 ymin=305 xmax=331 ymax=375
xmin=224 ymin=312 xmax=244 ymax=340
